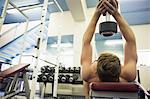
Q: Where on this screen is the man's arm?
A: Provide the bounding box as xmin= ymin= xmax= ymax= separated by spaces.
xmin=103 ymin=0 xmax=137 ymax=81
xmin=81 ymin=1 xmax=106 ymax=81
xmin=115 ymin=14 xmax=137 ymax=81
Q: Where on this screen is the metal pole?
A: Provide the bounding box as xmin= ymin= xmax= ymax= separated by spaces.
xmin=53 ymin=34 xmax=61 ymax=98
xmin=29 ymin=0 xmax=49 ymax=98
xmin=21 ymin=2 xmax=54 ymax=11
xmin=0 ymin=0 xmax=9 ymax=33
xmin=53 ymin=0 xmax=63 ymax=12
xmin=9 ymin=1 xmax=28 ymax=19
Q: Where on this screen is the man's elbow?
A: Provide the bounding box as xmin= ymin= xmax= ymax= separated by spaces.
xmin=127 ymin=74 xmax=136 ymax=82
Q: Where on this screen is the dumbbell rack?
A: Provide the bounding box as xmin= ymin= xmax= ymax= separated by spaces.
xmin=37 ymin=65 xmax=82 ymax=98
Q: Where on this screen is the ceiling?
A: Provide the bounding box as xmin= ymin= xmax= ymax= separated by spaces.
xmin=0 ymin=0 xmax=150 ymax=25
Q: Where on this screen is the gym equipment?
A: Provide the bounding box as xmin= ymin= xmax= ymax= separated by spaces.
xmin=41 ymin=66 xmax=47 ymax=73
xmin=41 ymin=74 xmax=47 ymax=82
xmin=74 ymin=67 xmax=80 ymax=73
xmin=41 ymin=66 xmax=55 ymax=73
xmin=69 ymin=67 xmax=74 ymax=73
xmin=47 ymin=73 xmax=54 ymax=82
xmin=59 ymin=66 xmax=65 ymax=73
xmin=58 ymin=75 xmax=67 ymax=83
xmin=65 ymin=67 xmax=70 ymax=73
xmin=99 ymin=1 xmax=117 ymax=37
xmin=90 ymin=82 xmax=150 ymax=99
xmin=0 ymin=64 xmax=30 ymax=99
xmin=68 ymin=74 xmax=78 ymax=83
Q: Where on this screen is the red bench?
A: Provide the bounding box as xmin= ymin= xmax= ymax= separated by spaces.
xmin=90 ymin=82 xmax=142 ymax=99
xmin=0 ymin=64 xmax=30 ymax=81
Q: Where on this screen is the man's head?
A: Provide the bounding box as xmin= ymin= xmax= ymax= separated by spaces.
xmin=97 ymin=53 xmax=121 ymax=82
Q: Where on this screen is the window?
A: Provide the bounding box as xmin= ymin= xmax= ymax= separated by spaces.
xmin=95 ymin=33 xmax=124 ymax=63
xmin=47 ymin=35 xmax=74 ymax=67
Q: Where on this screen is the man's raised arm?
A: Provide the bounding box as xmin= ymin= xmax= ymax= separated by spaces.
xmin=103 ymin=0 xmax=137 ymax=81
xmin=80 ymin=1 xmax=106 ymax=81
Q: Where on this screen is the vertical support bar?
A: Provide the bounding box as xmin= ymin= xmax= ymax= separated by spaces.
xmin=29 ymin=0 xmax=49 ymax=98
xmin=53 ymin=34 xmax=61 ymax=98
xmin=23 ymin=72 xmax=30 ymax=99
xmin=0 ymin=0 xmax=9 ymax=33
xmin=40 ymin=83 xmax=46 ymax=98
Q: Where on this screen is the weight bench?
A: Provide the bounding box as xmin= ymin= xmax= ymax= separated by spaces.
xmin=0 ymin=64 xmax=30 ymax=99
xmin=90 ymin=82 xmax=150 ymax=99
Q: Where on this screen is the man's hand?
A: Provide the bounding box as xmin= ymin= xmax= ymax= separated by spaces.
xmin=103 ymin=0 xmax=119 ymax=17
xmin=95 ymin=0 xmax=107 ymax=16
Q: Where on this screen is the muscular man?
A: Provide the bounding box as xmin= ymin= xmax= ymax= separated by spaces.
xmin=80 ymin=0 xmax=137 ymax=98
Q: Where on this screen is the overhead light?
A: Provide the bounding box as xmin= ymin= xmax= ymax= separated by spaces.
xmin=50 ymin=43 xmax=72 ymax=48
xmin=104 ymin=39 xmax=123 ymax=46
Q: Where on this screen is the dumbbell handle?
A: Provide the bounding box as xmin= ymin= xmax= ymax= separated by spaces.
xmin=106 ymin=12 xmax=110 ymax=21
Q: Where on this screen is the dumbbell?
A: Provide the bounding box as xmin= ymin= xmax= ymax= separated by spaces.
xmin=41 ymin=66 xmax=46 ymax=73
xmin=41 ymin=66 xmax=55 ymax=73
xmin=69 ymin=67 xmax=74 ymax=73
xmin=47 ymin=73 xmax=54 ymax=82
xmin=41 ymin=74 xmax=48 ymax=82
xmin=47 ymin=66 xmax=55 ymax=73
xmin=59 ymin=66 xmax=65 ymax=73
xmin=38 ymin=74 xmax=46 ymax=82
xmin=99 ymin=0 xmax=117 ymax=37
xmin=58 ymin=74 xmax=69 ymax=83
xmin=65 ymin=67 xmax=70 ymax=73
xmin=68 ymin=74 xmax=78 ymax=83
xmin=38 ymin=73 xmax=48 ymax=82
xmin=41 ymin=66 xmax=49 ymax=73
xmin=74 ymin=67 xmax=80 ymax=73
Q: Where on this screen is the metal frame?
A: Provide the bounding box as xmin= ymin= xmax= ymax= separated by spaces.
xmin=0 ymin=0 xmax=9 ymax=33
xmin=53 ymin=0 xmax=63 ymax=12
xmin=29 ymin=0 xmax=49 ymax=98
xmin=9 ymin=1 xmax=29 ymax=65
xmin=53 ymin=34 xmax=61 ymax=98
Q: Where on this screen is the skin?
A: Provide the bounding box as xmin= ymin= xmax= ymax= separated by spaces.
xmin=80 ymin=0 xmax=137 ymax=99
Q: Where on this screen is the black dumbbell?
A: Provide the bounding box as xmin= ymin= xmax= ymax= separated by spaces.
xmin=74 ymin=67 xmax=80 ymax=73
xmin=41 ymin=66 xmax=47 ymax=73
xmin=58 ymin=74 xmax=69 ymax=83
xmin=59 ymin=66 xmax=65 ymax=73
xmin=65 ymin=67 xmax=70 ymax=73
xmin=41 ymin=73 xmax=48 ymax=82
xmin=69 ymin=67 xmax=74 ymax=73
xmin=68 ymin=74 xmax=78 ymax=83
xmin=47 ymin=67 xmax=55 ymax=73
xmin=47 ymin=73 xmax=54 ymax=82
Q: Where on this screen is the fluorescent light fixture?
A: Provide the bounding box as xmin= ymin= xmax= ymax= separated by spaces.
xmin=50 ymin=43 xmax=72 ymax=48
xmin=104 ymin=39 xmax=123 ymax=46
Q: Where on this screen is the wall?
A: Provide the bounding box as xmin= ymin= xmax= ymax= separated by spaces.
xmin=131 ymin=24 xmax=150 ymax=50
